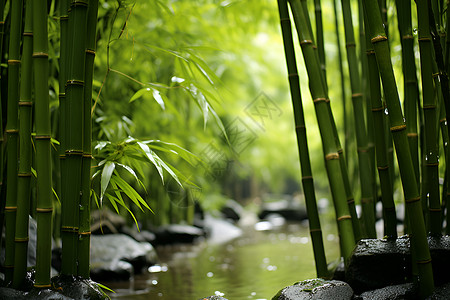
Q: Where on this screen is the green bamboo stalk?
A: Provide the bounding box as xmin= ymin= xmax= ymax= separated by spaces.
xmin=363 ymin=0 xmax=435 ymax=296
xmin=396 ymin=0 xmax=420 ymax=187
xmin=313 ymin=0 xmax=326 ymax=87
xmin=78 ymin=0 xmax=99 ymax=278
xmin=12 ymin=0 xmax=33 ymax=288
xmin=0 ymin=0 xmax=7 ymax=252
xmin=416 ymin=0 xmax=441 ymax=236
xmin=288 ymin=0 xmax=356 ymax=263
xmin=341 ymin=0 xmax=376 ymax=238
xmin=277 ymin=0 xmax=328 ymax=278
xmin=364 ymin=16 xmax=397 ymax=239
xmin=61 ymin=0 xmax=88 ymax=276
xmin=5 ymin=0 xmax=24 ymax=284
xmin=33 ymin=0 xmax=53 ymax=288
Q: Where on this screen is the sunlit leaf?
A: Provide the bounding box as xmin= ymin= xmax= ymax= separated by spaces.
xmin=101 ymin=161 xmax=115 ymax=201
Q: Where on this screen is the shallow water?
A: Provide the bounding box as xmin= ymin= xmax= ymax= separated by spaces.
xmin=103 ymin=222 xmax=339 ymax=300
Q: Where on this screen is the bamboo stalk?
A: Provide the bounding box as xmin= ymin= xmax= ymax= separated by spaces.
xmin=364 ymin=15 xmax=397 ymax=239
xmin=0 ymin=0 xmax=5 ymax=251
xmin=61 ymin=0 xmax=88 ymax=276
xmin=341 ymin=0 xmax=376 ymax=238
xmin=12 ymin=0 xmax=33 ymax=288
xmin=313 ymin=0 xmax=326 ymax=87
xmin=288 ymin=0 xmax=356 ymax=263
xmin=78 ymin=0 xmax=99 ymax=278
xmin=277 ymin=0 xmax=328 ymax=278
xmin=5 ymin=0 xmax=24 ymax=284
xmin=33 ymin=0 xmax=53 ymax=288
xmin=363 ymin=0 xmax=435 ymax=296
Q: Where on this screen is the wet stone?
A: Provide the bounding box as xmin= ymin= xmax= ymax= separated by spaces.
xmin=355 ymin=283 xmax=416 ymax=300
xmin=198 ymin=296 xmax=228 ymax=300
xmin=272 ymin=278 xmax=353 ymax=300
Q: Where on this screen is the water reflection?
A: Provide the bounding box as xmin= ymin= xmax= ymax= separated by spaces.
xmin=104 ymin=222 xmax=339 ymax=299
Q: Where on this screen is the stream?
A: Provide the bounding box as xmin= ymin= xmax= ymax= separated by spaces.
xmin=102 ymin=220 xmax=339 ymax=300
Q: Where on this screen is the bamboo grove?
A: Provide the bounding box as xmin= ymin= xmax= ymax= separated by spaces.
xmin=278 ymin=0 xmax=450 ymax=297
xmin=0 ymin=0 xmax=99 ymax=290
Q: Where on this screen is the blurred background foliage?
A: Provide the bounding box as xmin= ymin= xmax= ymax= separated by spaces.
xmin=76 ymin=0 xmax=408 ymax=225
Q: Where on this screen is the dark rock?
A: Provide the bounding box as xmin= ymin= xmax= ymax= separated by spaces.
xmin=0 ymin=287 xmax=27 ymax=299
xmin=198 ymin=296 xmax=228 ymax=300
xmin=427 ymin=282 xmax=450 ymax=299
xmin=153 ymin=224 xmax=205 ymax=245
xmin=51 ymin=275 xmax=108 ymax=299
xmin=91 ymin=209 xmax=126 ymax=235
xmin=121 ymin=226 xmax=156 ymax=243
xmin=220 ymin=199 xmax=244 ymax=221
xmin=346 ymin=236 xmax=450 ymax=294
xmin=258 ymin=200 xmax=307 ymax=221
xmin=329 ymin=258 xmax=345 ymax=281
xmin=272 ymin=278 xmax=353 ymax=300
xmin=204 ymin=214 xmax=242 ymax=244
xmin=90 ymin=234 xmax=157 ymax=281
xmin=355 ymin=283 xmax=416 ymax=300
xmin=346 ymin=237 xmax=411 ymax=293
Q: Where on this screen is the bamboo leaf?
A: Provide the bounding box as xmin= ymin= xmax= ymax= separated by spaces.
xmin=101 ymin=161 xmax=115 ymax=201
xmin=105 ymin=193 xmax=120 ymax=214
xmin=129 ymin=88 xmax=148 ymax=103
xmin=117 ymin=163 xmax=146 ymax=191
xmin=137 ymin=142 xmax=164 ymax=181
xmin=152 ymin=89 xmax=165 ymax=110
xmin=113 ymin=173 xmax=151 ymax=211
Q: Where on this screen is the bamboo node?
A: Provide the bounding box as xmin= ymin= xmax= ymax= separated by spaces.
xmin=366 ymin=50 xmax=375 ymax=55
xmin=406 ymin=196 xmax=420 ymax=203
xmin=407 ymin=133 xmax=418 ymax=137
xmin=361 ymin=198 xmax=371 ymax=204
xmin=6 ymin=129 xmax=19 ymax=133
xmin=371 ymin=107 xmax=383 ymax=112
xmin=0 ymin=21 xmax=4 ymax=25
xmin=59 ymin=155 xmax=66 ymax=159
xmin=429 ymin=208 xmax=441 ymax=212
xmin=80 ymin=231 xmax=92 ymax=236
xmin=288 ymin=73 xmax=298 ymax=78
xmin=300 ymin=39 xmax=313 ymax=46
xmin=5 ymin=206 xmax=17 ymax=211
xmin=66 ymin=79 xmax=85 ymax=86
xmin=19 ymin=101 xmax=33 ymax=106
xmin=66 ymin=150 xmax=84 ymax=156
xmin=302 ymin=176 xmax=313 ymax=180
xmin=417 ymin=258 xmax=432 ymax=264
xmin=83 ymin=154 xmax=94 ymax=159
xmin=402 ymin=35 xmax=413 ymax=40
xmin=36 ymin=208 xmax=53 ymax=213
xmin=8 ymin=59 xmax=21 ymax=65
xmin=60 ymin=15 xmax=69 ymax=21
xmin=325 ymin=152 xmax=339 ymax=160
xmin=377 ymin=165 xmax=389 ymax=170
xmin=34 ymin=284 xmax=52 ymax=288
xmin=295 ymin=125 xmax=306 ymax=129
xmin=35 ymin=135 xmax=51 ymax=140
xmin=371 ymin=35 xmax=388 ymax=44
xmin=23 ymin=32 xmax=33 ymax=37
xmin=440 ymin=118 xmax=447 ymax=123
xmin=309 ymin=229 xmax=322 ymax=233
xmin=390 ymin=124 xmax=406 ymax=132
xmin=426 ymin=163 xmax=439 ymax=167
xmin=384 ymin=207 xmax=395 ymax=211
xmin=15 ymin=237 xmax=29 ymax=242
xmin=432 ymin=72 xmax=440 ymax=78
xmin=418 ymin=37 xmax=431 ymax=42
xmin=347 ymin=198 xmax=355 ymax=204
xmin=59 ymin=93 xmax=66 ymax=99
xmin=337 ymin=215 xmax=351 ymax=221
xmin=313 ymin=97 xmax=327 ymax=104
xmin=86 ymin=49 xmax=96 ymax=55
xmin=423 ymin=105 xmax=436 ymax=110
xmin=61 ymin=226 xmax=79 ymax=232
xmin=32 ymin=52 xmax=48 ymax=58
xmin=280 ymin=17 xmax=290 ymax=22
xmin=337 ymin=149 xmax=343 ymax=154
xmin=72 ymin=0 xmax=89 ymax=7
xmin=346 ymin=43 xmax=356 ymax=48
xmin=4 ymin=265 xmax=13 ymax=269
xmin=351 ymin=93 xmax=363 ymax=98
xmin=357 ymin=147 xmax=368 ymax=153
xmin=18 ymin=173 xmax=32 ymax=177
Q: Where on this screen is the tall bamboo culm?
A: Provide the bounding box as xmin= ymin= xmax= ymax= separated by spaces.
xmin=277 ymin=0 xmax=328 ymax=278
xmin=61 ymin=0 xmax=88 ymax=276
xmin=363 ymin=0 xmax=434 ymax=297
xmin=288 ymin=0 xmax=356 ymax=263
xmin=5 ymin=0 xmax=24 ymax=284
xmin=78 ymin=0 xmax=99 ymax=278
xmin=0 ymin=0 xmax=6 ymax=248
xmin=341 ymin=0 xmax=376 ymax=238
xmin=13 ymin=0 xmax=33 ymax=288
xmin=33 ymin=0 xmax=53 ymax=288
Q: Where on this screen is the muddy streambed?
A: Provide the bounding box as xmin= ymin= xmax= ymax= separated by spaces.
xmin=102 ymin=221 xmax=339 ymax=300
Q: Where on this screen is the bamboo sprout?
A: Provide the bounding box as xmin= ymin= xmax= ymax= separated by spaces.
xmin=363 ymin=0 xmax=435 ymax=296
xmin=12 ymin=0 xmax=33 ymax=288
